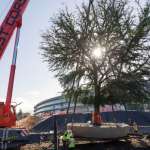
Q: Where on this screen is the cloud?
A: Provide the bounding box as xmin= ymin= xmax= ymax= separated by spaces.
xmin=26 ymin=90 xmax=40 ymax=97
xmin=12 ymin=97 xmax=33 ymax=113
xmin=1 ymin=86 xmax=63 ymax=114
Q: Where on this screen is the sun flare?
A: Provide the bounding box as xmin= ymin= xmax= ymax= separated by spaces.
xmin=92 ymin=46 xmax=105 ymax=58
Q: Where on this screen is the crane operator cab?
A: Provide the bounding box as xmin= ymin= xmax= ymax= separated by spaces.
xmin=0 ymin=102 xmax=16 ymax=127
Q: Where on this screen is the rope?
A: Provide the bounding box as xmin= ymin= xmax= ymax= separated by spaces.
xmin=64 ymin=0 xmax=95 ymax=129
xmin=70 ymin=79 xmax=80 ymax=128
xmin=88 ymin=0 xmax=94 ymax=10
xmin=66 ymin=96 xmax=72 ymax=115
xmin=71 ymin=94 xmax=78 ymax=126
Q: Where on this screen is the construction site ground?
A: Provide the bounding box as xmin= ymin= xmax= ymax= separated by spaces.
xmin=20 ymin=135 xmax=150 ymax=150
xmin=15 ymin=115 xmax=40 ymax=130
xmin=16 ymin=115 xmax=150 ymax=149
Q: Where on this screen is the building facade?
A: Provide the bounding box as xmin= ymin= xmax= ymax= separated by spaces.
xmin=34 ymin=96 xmax=93 ymax=117
xmin=34 ymin=95 xmax=150 ymax=118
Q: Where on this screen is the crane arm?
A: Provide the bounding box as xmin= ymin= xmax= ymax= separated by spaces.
xmin=0 ymin=0 xmax=30 ymax=127
xmin=4 ymin=27 xmax=21 ymax=113
xmin=0 ymin=0 xmax=29 ymax=59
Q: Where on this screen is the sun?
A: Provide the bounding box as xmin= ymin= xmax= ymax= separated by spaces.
xmin=92 ymin=46 xmax=105 ymax=58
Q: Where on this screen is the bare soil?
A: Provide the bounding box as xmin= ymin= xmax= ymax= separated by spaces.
xmin=20 ymin=136 xmax=150 ymax=150
xmin=15 ymin=115 xmax=39 ymax=130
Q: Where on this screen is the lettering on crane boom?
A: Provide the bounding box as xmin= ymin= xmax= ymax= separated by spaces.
xmin=0 ymin=0 xmax=29 ymax=58
xmin=2 ymin=136 xmax=17 ymax=141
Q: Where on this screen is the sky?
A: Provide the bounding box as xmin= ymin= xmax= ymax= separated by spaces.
xmin=0 ymin=0 xmax=146 ymax=114
xmin=0 ymin=0 xmax=85 ymax=113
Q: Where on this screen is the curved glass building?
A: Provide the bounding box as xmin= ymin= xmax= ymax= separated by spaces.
xmin=34 ymin=96 xmax=93 ymax=117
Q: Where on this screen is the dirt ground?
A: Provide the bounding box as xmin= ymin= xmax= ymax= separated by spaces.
xmin=15 ymin=115 xmax=39 ymax=130
xmin=75 ymin=141 xmax=150 ymax=150
xmin=21 ymin=142 xmax=51 ymax=150
xmin=21 ymin=136 xmax=150 ymax=150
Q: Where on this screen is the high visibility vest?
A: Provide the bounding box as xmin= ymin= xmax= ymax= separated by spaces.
xmin=63 ymin=131 xmax=70 ymax=142
xmin=69 ymin=138 xmax=75 ymax=148
xmin=67 ymin=132 xmax=73 ymax=138
xmin=62 ymin=134 xmax=68 ymax=141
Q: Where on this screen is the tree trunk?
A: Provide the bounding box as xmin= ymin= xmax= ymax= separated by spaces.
xmin=112 ymin=104 xmax=116 ymax=122
xmin=123 ymin=103 xmax=130 ymax=123
xmin=94 ymin=103 xmax=100 ymax=113
xmin=92 ymin=104 xmax=101 ymax=125
xmin=92 ymin=77 xmax=102 ymax=125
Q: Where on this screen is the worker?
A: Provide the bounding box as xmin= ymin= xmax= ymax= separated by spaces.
xmin=62 ymin=131 xmax=69 ymax=150
xmin=68 ymin=132 xmax=75 ymax=150
xmin=62 ymin=130 xmax=75 ymax=150
xmin=133 ymin=122 xmax=138 ymax=133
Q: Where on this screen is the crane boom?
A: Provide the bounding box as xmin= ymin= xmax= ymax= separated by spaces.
xmin=0 ymin=0 xmax=29 ymax=59
xmin=4 ymin=27 xmax=21 ymax=114
xmin=0 ymin=0 xmax=29 ymax=127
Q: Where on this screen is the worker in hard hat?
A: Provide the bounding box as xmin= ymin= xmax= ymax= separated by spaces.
xmin=62 ymin=130 xmax=75 ymax=150
xmin=62 ymin=131 xmax=69 ymax=150
xmin=68 ymin=131 xmax=75 ymax=150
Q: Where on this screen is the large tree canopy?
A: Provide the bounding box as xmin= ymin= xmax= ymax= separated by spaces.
xmin=41 ymin=0 xmax=150 ymax=113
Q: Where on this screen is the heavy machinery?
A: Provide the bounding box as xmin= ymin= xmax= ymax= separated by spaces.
xmin=0 ymin=0 xmax=103 ymax=128
xmin=0 ymin=1 xmax=52 ymax=149
xmin=0 ymin=0 xmax=29 ymax=127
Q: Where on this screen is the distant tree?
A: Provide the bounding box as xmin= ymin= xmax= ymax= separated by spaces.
xmin=17 ymin=109 xmax=23 ymax=120
xmin=41 ymin=0 xmax=150 ymax=122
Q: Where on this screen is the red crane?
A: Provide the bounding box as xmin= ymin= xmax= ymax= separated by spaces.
xmin=0 ymin=0 xmax=29 ymax=127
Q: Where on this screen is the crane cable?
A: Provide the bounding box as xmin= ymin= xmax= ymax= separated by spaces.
xmin=65 ymin=0 xmax=95 ymax=129
xmin=0 ymin=0 xmax=13 ymax=21
xmin=69 ymin=0 xmax=94 ymax=114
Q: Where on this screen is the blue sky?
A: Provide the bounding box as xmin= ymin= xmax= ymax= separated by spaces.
xmin=0 ymin=0 xmax=85 ymax=113
xmin=0 ymin=0 xmax=146 ymax=113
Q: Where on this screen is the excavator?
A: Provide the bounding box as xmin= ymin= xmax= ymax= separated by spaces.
xmin=0 ymin=0 xmax=29 ymax=127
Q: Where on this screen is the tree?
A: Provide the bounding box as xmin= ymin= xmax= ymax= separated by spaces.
xmin=17 ymin=109 xmax=23 ymax=120
xmin=41 ymin=0 xmax=150 ymax=124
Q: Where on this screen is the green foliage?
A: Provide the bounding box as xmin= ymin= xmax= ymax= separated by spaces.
xmin=41 ymin=0 xmax=150 ymax=112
